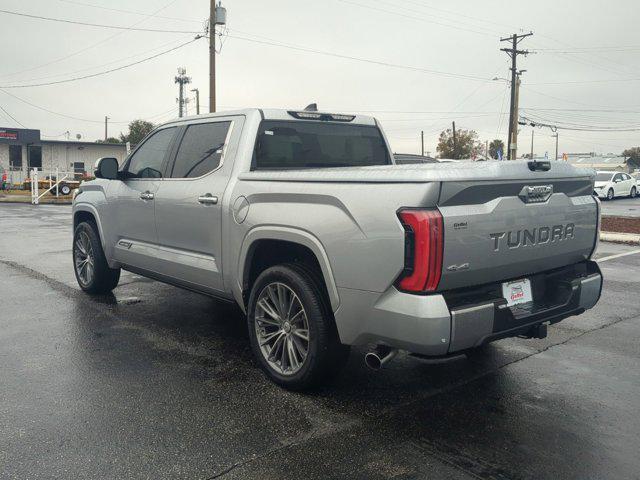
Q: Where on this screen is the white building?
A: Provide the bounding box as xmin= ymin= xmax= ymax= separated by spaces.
xmin=0 ymin=127 xmax=128 ymax=184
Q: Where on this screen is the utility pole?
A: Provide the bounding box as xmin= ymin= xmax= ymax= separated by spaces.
xmin=452 ymin=121 xmax=457 ymax=159
xmin=175 ymin=68 xmax=191 ymax=118
xmin=209 ymin=1 xmax=227 ymax=113
xmin=485 ymin=140 xmax=489 ymax=159
xmin=501 ymin=32 xmax=532 ymax=160
xmin=530 ymin=129 xmax=534 ymax=158
xmin=552 ymin=132 xmax=559 ymax=161
xmin=104 ymin=116 xmax=109 ymax=141
xmin=421 ymin=130 xmax=424 ymax=156
xmin=191 ymin=88 xmax=200 ymax=115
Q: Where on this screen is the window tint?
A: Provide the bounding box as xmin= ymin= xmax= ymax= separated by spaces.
xmin=254 ymin=121 xmax=391 ymax=170
xmin=171 ymin=122 xmax=231 ymax=178
xmin=126 ymin=128 xmax=175 ymax=178
xmin=613 ymin=173 xmax=623 ymax=182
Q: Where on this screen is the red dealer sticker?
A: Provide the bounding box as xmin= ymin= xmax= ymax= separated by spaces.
xmin=502 ymin=278 xmax=533 ymax=306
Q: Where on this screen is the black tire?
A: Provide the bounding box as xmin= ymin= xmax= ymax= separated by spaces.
xmin=630 ymin=186 xmax=636 ymax=198
xmin=73 ymin=221 xmax=120 ymax=294
xmin=59 ymin=184 xmax=71 ymax=195
xmin=607 ymin=188 xmax=614 ymax=201
xmin=247 ymin=263 xmax=350 ymax=390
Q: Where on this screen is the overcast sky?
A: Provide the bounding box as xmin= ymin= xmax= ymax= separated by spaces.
xmin=0 ymin=0 xmax=638 ymax=157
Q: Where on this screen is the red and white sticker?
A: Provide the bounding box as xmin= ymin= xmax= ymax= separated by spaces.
xmin=502 ymin=278 xmax=533 ymax=307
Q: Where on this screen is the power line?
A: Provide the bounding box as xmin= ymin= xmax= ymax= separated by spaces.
xmin=225 ymin=32 xmax=490 ymax=82
xmin=520 ymin=115 xmax=640 ymax=132
xmin=0 ymin=104 xmax=26 ymax=127
xmin=336 ymin=0 xmax=495 ymax=37
xmin=0 ymin=0 xmax=184 ymax=80
xmin=55 ymin=0 xmax=202 ymax=24
xmin=0 ymin=37 xmax=202 ymax=88
xmin=9 ymin=35 xmax=193 ymax=84
xmin=0 ymin=8 xmax=202 ymax=34
xmin=0 ymin=88 xmax=175 ymax=124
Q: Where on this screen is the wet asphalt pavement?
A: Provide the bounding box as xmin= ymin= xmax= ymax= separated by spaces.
xmin=1 ymin=204 xmax=640 ymax=480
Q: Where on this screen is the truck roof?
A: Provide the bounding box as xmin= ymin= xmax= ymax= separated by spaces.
xmin=161 ymin=108 xmax=377 ymax=127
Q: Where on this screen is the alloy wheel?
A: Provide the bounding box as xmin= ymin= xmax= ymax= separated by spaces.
xmin=74 ymin=231 xmax=95 ymax=286
xmin=254 ymin=282 xmax=310 ymax=376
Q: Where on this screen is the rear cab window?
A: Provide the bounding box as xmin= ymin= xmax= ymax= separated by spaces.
xmin=253 ymin=120 xmax=391 ymax=170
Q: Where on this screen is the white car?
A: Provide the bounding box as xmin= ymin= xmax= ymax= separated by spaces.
xmin=632 ymin=172 xmax=640 ymax=194
xmin=593 ymin=171 xmax=637 ymax=200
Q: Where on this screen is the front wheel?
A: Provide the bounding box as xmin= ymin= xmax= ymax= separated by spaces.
xmin=247 ymin=264 xmax=349 ymax=390
xmin=630 ymin=186 xmax=636 ymax=198
xmin=607 ymin=188 xmax=615 ymax=200
xmin=73 ymin=221 xmax=120 ymax=294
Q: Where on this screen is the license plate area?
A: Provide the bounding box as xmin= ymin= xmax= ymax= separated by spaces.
xmin=502 ymin=278 xmax=533 ymax=307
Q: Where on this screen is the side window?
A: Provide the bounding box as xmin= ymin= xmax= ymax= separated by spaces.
xmin=613 ymin=173 xmax=623 ymax=182
xmin=170 ymin=121 xmax=231 ymax=178
xmin=126 ymin=128 xmax=175 ymax=178
xmin=623 ymin=174 xmax=631 ymax=180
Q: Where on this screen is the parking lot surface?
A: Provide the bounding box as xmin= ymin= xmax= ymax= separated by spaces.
xmin=600 ymin=195 xmax=640 ymax=218
xmin=1 ymin=204 xmax=639 ymax=480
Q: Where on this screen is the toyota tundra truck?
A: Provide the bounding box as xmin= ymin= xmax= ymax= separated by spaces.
xmin=72 ymin=108 xmax=602 ymax=389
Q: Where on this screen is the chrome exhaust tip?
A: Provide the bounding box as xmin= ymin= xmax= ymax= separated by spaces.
xmin=365 ymin=346 xmax=398 ymax=370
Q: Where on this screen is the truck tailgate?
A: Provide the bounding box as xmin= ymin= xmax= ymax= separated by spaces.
xmin=437 ymin=177 xmax=598 ymax=291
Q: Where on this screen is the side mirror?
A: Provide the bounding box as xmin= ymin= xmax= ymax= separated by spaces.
xmin=94 ymin=157 xmax=119 ymax=180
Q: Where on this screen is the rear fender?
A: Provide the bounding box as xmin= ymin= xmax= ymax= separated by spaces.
xmin=235 ymin=226 xmax=339 ymax=314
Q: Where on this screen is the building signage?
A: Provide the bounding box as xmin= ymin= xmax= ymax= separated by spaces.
xmin=0 ymin=129 xmax=18 ymax=140
xmin=0 ymin=127 xmax=41 ymax=144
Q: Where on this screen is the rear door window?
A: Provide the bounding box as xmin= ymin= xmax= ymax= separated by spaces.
xmin=170 ymin=122 xmax=231 ymax=178
xmin=254 ymin=121 xmax=391 ymax=170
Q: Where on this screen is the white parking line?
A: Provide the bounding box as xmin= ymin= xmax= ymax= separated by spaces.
xmin=597 ymin=248 xmax=640 ymax=263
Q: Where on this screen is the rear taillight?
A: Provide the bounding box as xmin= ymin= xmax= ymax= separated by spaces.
xmin=396 ymin=209 xmax=443 ymax=293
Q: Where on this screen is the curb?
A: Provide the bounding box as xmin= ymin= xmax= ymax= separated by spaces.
xmin=600 ymin=231 xmax=640 ymax=245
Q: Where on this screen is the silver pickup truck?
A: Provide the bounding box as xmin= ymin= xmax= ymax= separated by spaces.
xmin=72 ymin=108 xmax=602 ymax=389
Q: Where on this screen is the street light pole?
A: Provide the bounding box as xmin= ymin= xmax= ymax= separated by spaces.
xmin=209 ymin=0 xmax=216 ymax=113
xmin=191 ymin=88 xmax=200 ymax=115
xmin=104 ymin=116 xmax=109 ymax=141
xmin=530 ymin=129 xmax=534 ymax=159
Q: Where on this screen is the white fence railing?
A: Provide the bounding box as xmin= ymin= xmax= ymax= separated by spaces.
xmin=29 ymin=168 xmax=71 ymax=205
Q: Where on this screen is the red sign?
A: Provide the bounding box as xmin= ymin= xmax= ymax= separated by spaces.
xmin=0 ymin=130 xmax=18 ymax=140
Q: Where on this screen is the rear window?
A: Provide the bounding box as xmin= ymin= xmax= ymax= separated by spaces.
xmin=595 ymin=173 xmax=613 ymax=181
xmin=253 ymin=121 xmax=391 ymax=170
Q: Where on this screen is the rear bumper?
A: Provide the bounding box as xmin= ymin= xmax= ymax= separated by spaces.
xmin=333 ymin=261 xmax=602 ymax=356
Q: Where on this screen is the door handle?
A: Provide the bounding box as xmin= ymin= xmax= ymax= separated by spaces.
xmin=198 ymin=194 xmax=218 ymax=205
xmin=140 ymin=191 xmax=154 ymax=201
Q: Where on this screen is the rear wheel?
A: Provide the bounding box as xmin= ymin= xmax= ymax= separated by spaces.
xmin=607 ymin=188 xmax=615 ymax=201
xmin=630 ymin=186 xmax=636 ymax=198
xmin=73 ymin=221 xmax=120 ymax=294
xmin=59 ymin=184 xmax=71 ymax=195
xmin=247 ymin=264 xmax=349 ymax=390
